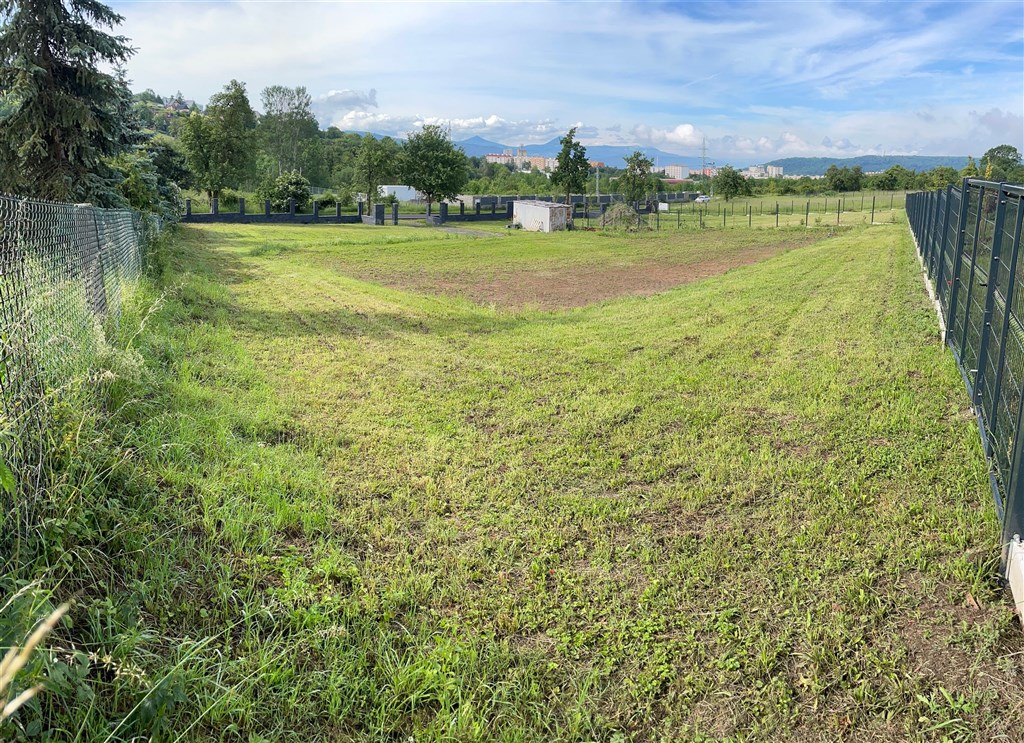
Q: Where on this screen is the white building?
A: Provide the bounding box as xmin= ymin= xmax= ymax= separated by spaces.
xmin=661 ymin=164 xmax=688 ymax=179
xmin=741 ymin=164 xmax=784 ymax=179
xmin=513 ymin=200 xmax=572 ymax=232
xmin=379 ymin=185 xmax=422 ymax=201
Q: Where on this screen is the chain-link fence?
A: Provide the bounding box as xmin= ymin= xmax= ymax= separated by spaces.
xmin=908 ymin=179 xmax=1024 ymax=568
xmin=0 ymin=195 xmax=158 ymax=486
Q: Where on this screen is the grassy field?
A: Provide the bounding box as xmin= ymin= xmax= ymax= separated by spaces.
xmin=7 ymin=219 xmax=1024 ymax=741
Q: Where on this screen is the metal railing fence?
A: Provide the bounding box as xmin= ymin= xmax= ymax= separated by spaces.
xmin=0 ymin=196 xmax=159 ymax=480
xmin=908 ymin=178 xmax=1024 ymax=556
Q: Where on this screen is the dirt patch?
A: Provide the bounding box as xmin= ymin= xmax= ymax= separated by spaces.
xmin=363 ymin=239 xmax=814 ymax=310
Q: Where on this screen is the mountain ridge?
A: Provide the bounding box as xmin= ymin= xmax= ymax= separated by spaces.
xmin=357 ymin=132 xmax=970 ymax=175
xmin=763 ymin=155 xmax=969 ymax=176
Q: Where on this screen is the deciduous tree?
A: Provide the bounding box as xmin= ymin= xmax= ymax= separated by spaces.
xmin=259 ymin=85 xmax=320 ymax=176
xmin=356 ymin=134 xmax=400 ymax=208
xmin=551 ymin=127 xmax=589 ymax=205
xmin=180 ymin=79 xmax=257 ymax=199
xmin=400 ymin=124 xmax=468 ymax=211
xmin=619 ymin=151 xmax=655 ymax=204
xmin=712 ymin=166 xmax=750 ymax=201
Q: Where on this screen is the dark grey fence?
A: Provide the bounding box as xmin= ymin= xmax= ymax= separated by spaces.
xmin=182 ymin=197 xmax=360 ymax=224
xmin=0 ymin=196 xmax=158 ymax=487
xmin=907 ymin=179 xmax=1024 ymax=564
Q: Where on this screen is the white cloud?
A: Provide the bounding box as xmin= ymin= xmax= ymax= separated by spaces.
xmin=325 ymin=109 xmax=561 ymax=142
xmin=632 ymin=123 xmax=705 ymax=149
xmin=112 ymin=0 xmax=1023 ymax=161
xmin=312 ymin=88 xmax=378 ymax=127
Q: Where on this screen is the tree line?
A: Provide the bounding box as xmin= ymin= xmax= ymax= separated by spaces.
xmin=709 ymin=148 xmax=1024 ymax=201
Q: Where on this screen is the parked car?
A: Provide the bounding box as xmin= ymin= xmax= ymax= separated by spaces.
xmin=695 ymin=195 xmax=711 ymax=203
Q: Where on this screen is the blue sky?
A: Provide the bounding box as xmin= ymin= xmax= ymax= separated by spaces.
xmin=113 ymin=0 xmax=1023 ymax=163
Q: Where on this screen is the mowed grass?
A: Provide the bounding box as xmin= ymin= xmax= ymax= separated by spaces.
xmin=61 ymin=221 xmax=1024 ymax=740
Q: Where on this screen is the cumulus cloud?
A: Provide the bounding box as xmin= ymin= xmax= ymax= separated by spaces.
xmin=572 ymin=123 xmax=600 ymax=138
xmin=324 ymin=107 xmax=562 ymax=142
xmin=631 ymin=123 xmax=705 ymax=148
xmin=311 ymin=88 xmax=378 ymax=127
xmin=971 ymin=108 xmax=1024 ymax=141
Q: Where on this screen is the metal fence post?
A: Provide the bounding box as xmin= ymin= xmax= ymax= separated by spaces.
xmin=972 ymin=184 xmax=1008 ymax=411
xmin=922 ymin=190 xmax=935 ymax=272
xmin=1000 ymin=200 xmax=1024 ymax=544
xmin=958 ymin=184 xmax=986 ymax=357
xmin=945 ymin=179 xmax=972 ymax=346
xmin=934 ymin=185 xmax=952 ymax=305
xmin=988 ymin=187 xmax=1024 ymax=427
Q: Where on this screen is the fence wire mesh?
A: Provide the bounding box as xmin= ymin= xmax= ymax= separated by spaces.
xmin=908 ymin=178 xmax=1024 ymax=555
xmin=0 ymin=195 xmax=157 ymax=488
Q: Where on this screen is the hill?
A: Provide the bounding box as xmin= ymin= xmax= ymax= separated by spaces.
xmin=765 ymin=155 xmax=969 ymax=176
xmin=454 ymin=135 xmax=694 ymax=169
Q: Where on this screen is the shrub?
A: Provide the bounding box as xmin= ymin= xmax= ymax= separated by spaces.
xmin=257 ymin=172 xmax=311 ymax=212
xmin=315 ymin=191 xmax=336 ymax=209
xmin=218 ymin=188 xmax=240 ymax=211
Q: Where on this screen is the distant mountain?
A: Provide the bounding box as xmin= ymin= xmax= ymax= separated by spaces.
xmin=765 ymin=155 xmax=969 ymax=176
xmin=454 ymin=136 xmax=695 ymax=169
xmin=454 ymin=136 xmax=510 ymax=157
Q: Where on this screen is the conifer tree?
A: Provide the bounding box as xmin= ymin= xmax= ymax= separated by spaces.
xmin=0 ymin=0 xmax=136 ymax=203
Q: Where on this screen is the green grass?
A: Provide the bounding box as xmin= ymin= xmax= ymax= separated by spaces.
xmin=6 ymin=219 xmax=1024 ymax=741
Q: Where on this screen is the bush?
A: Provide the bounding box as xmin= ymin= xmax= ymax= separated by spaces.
xmin=218 ymin=188 xmax=240 ymax=211
xmin=257 ymin=171 xmax=311 ymax=212
xmin=315 ymin=191 xmax=336 ymax=209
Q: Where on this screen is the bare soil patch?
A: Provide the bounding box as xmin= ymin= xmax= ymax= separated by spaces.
xmin=357 ymin=238 xmax=815 ymax=309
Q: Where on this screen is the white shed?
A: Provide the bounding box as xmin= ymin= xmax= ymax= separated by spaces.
xmin=513 ymin=200 xmax=572 ymax=232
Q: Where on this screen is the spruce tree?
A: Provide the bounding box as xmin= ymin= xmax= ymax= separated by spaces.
xmin=0 ymin=0 xmax=135 ymax=203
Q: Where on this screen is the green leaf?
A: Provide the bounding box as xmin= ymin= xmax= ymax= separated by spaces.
xmin=0 ymin=456 xmax=14 ymax=494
